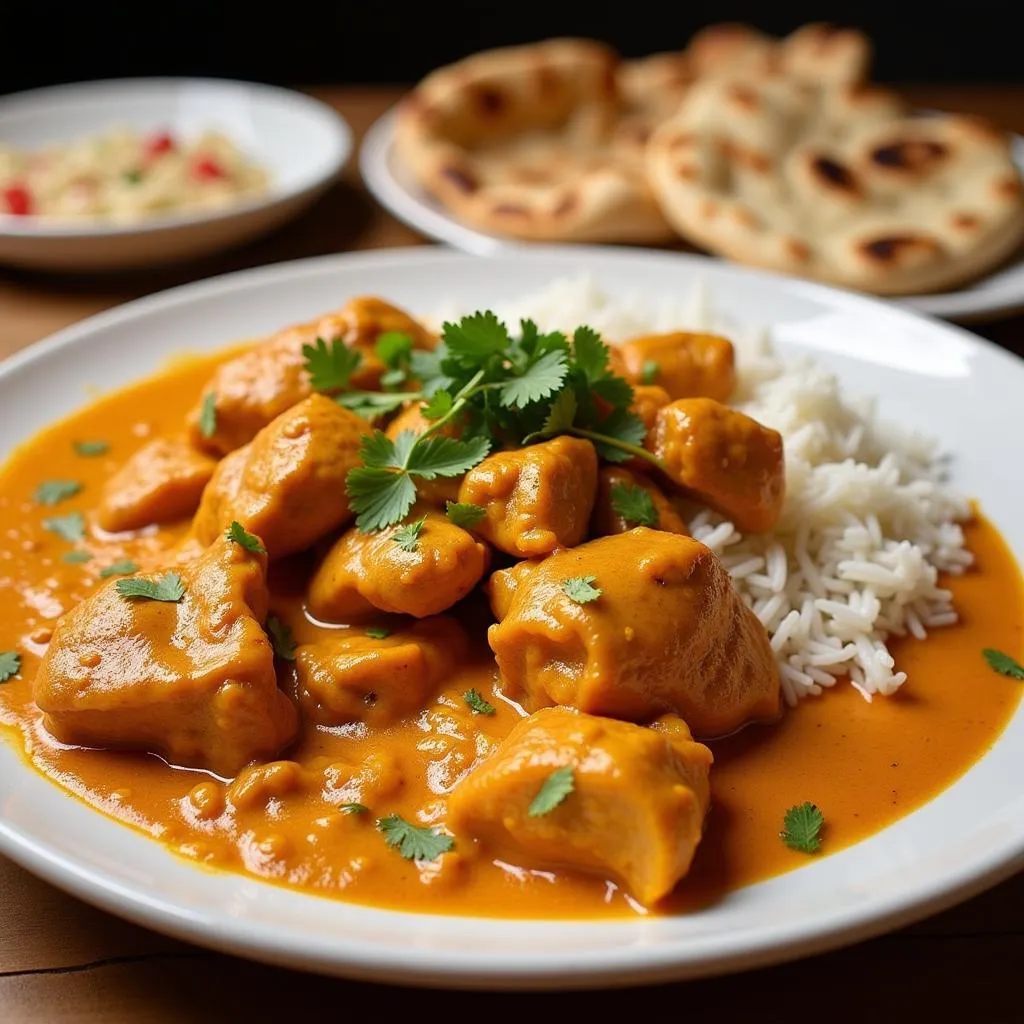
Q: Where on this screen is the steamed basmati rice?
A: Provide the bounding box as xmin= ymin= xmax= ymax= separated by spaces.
xmin=436 ymin=276 xmax=972 ymax=706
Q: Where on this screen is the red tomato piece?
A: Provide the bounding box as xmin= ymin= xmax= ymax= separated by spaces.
xmin=2 ymin=184 xmax=33 ymax=216
xmin=143 ymin=131 xmax=176 ymax=158
xmin=192 ymin=156 xmax=225 ymax=181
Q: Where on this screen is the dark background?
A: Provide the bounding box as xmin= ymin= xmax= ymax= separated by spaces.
xmin=1 ymin=1 xmax=1020 ymax=95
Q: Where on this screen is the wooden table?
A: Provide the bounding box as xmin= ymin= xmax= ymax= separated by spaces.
xmin=2 ymin=86 xmax=1024 ymax=1022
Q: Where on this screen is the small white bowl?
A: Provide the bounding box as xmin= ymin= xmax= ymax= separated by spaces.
xmin=0 ymin=78 xmax=352 ymax=271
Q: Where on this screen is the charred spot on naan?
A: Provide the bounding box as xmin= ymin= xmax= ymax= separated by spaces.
xmin=857 ymin=233 xmax=944 ymax=268
xmin=869 ymin=139 xmax=949 ymax=175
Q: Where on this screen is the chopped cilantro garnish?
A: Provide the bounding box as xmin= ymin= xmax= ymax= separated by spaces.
xmin=115 ymin=572 xmax=185 ymax=603
xmin=99 ymin=560 xmax=138 ymax=579
xmin=0 ymin=651 xmax=21 ymax=683
xmin=43 ymin=512 xmax=86 ymax=544
xmin=339 ymin=802 xmax=369 ymax=815
xmin=226 ymin=521 xmax=266 ymax=555
xmin=62 ymin=550 xmax=93 ymax=565
xmin=377 ymin=814 xmax=454 ymax=861
xmin=266 ymin=615 xmax=297 ymax=661
xmin=35 ymin=480 xmax=82 ymax=506
xmin=198 ymin=393 xmax=218 ymax=439
xmin=365 ymin=626 xmax=391 ymax=640
xmin=640 ymin=360 xmax=660 ymax=385
xmin=562 ymin=576 xmax=602 ymax=604
xmin=463 ymin=689 xmax=496 ymax=715
xmin=528 ymin=766 xmax=575 ymax=817
xmin=781 ymin=802 xmax=825 ymax=854
xmin=983 ymin=648 xmax=1024 ymax=680
xmin=445 ymin=501 xmax=486 ymax=529
xmin=302 ymin=336 xmax=362 ymax=393
xmin=73 ymin=440 xmax=109 ymax=457
xmin=610 ymin=482 xmax=659 ymax=528
xmin=392 ymin=516 xmax=426 ymax=552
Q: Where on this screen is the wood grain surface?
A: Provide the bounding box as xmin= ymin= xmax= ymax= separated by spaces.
xmin=1 ymin=85 xmax=1023 ymax=1022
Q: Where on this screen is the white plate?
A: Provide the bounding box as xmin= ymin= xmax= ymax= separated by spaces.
xmin=0 ymin=78 xmax=352 ymax=271
xmin=1 ymin=247 xmax=1023 ymax=990
xmin=361 ymin=106 xmax=1024 ymax=323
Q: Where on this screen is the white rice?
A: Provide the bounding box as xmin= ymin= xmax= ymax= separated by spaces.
xmin=435 ymin=276 xmax=972 ymax=705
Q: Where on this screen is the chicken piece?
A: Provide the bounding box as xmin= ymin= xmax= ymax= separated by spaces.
xmin=630 ymin=384 xmax=672 ymax=433
xmin=33 ymin=536 xmax=297 ymax=777
xmin=188 ymin=297 xmax=436 ymax=455
xmin=590 ymin=465 xmax=688 ymax=537
xmin=95 ymin=436 xmax=218 ymax=533
xmin=486 ymin=558 xmax=539 ymax=621
xmin=191 ymin=394 xmax=370 ymax=558
xmin=488 ymin=528 xmax=779 ymax=737
xmin=618 ymin=332 xmax=736 ymax=402
xmin=447 ymin=707 xmax=712 ymax=906
xmin=646 ymin=398 xmax=785 ymax=533
xmin=457 ymin=437 xmax=598 ymax=558
xmin=384 ymin=402 xmax=461 ymax=508
xmin=295 ymin=617 xmax=467 ymax=726
xmin=307 ymin=511 xmax=490 ymax=621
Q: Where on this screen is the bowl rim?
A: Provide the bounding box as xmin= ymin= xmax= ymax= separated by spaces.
xmin=0 ymin=76 xmax=352 ymax=239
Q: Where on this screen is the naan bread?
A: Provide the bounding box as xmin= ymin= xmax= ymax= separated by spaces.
xmin=394 ymin=38 xmax=675 ymax=243
xmin=646 ymin=73 xmax=1024 ymax=294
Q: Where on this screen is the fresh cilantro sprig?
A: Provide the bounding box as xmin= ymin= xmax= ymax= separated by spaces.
xmin=115 ymin=573 xmax=185 ymax=603
xmin=339 ymin=802 xmax=369 ymax=815
xmin=983 ymin=648 xmax=1024 ymax=680
xmin=340 ymin=314 xmax=667 ymax=531
xmin=73 ymin=439 xmax=109 ymax=457
xmin=610 ymin=482 xmax=659 ymax=528
xmin=392 ymin=516 xmax=426 ymax=552
xmin=377 ymin=814 xmax=454 ymax=861
xmin=446 ymin=501 xmax=486 ymax=529
xmin=226 ymin=521 xmax=266 ymax=555
xmin=43 ymin=512 xmax=86 ymax=544
xmin=36 ymin=479 xmax=82 ymax=506
xmin=99 ymin=560 xmax=138 ymax=579
xmin=0 ymin=651 xmax=21 ymax=683
xmin=781 ymin=802 xmax=825 ymax=854
xmin=198 ymin=392 xmax=218 ymax=439
xmin=563 ymin=576 xmax=602 ymax=604
xmin=365 ymin=626 xmax=391 ymax=639
xmin=266 ymin=615 xmax=297 ymax=661
xmin=302 ymin=336 xmax=362 ymax=394
xmin=528 ymin=766 xmax=575 ymax=817
xmin=463 ymin=689 xmax=496 ymax=715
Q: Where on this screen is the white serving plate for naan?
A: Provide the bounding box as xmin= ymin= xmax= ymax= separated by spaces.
xmin=360 ymin=106 xmax=1024 ymax=323
xmin=0 ymin=247 xmax=1022 ymax=989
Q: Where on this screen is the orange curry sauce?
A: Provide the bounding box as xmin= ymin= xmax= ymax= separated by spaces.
xmin=0 ymin=350 xmax=1021 ymax=918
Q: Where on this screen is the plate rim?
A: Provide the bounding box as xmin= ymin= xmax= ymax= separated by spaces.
xmin=0 ymin=76 xmax=352 ymax=239
xmin=358 ymin=104 xmax=1024 ymax=323
xmin=1 ymin=244 xmax=1023 ymax=989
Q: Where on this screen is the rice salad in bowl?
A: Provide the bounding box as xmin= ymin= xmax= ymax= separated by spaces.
xmin=0 ymin=126 xmax=269 ymax=222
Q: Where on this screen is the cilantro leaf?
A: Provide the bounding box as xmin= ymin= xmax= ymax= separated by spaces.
xmin=406 ymin=435 xmax=490 ymax=479
xmin=347 ymin=468 xmax=417 ymax=533
xmin=43 ymin=512 xmax=86 ymax=544
xmin=446 ymin=501 xmax=486 ymax=529
xmin=983 ymin=648 xmax=1024 ymax=680
xmin=379 ymin=368 xmax=406 ymax=389
xmin=198 ymin=392 xmax=218 ymax=439
xmin=528 ymin=766 xmax=575 ymax=817
xmin=499 ymin=349 xmax=568 ymax=409
xmin=62 ymin=550 xmax=93 ymax=564
xmin=563 ymin=575 xmax=602 ymax=604
xmin=99 ymin=560 xmax=138 ymax=579
xmin=375 ymin=331 xmax=414 ymax=368
xmin=589 ymin=409 xmax=647 ymax=464
xmin=266 ymin=615 xmax=297 ymax=661
xmin=0 ymin=651 xmax=21 ymax=683
xmin=463 ymin=689 xmax=496 ymax=715
xmin=115 ymin=572 xmax=185 ymax=603
xmin=393 ymin=516 xmax=426 ymax=552
xmin=589 ymin=373 xmax=634 ymax=410
xmin=377 ymin=814 xmax=455 ymax=861
xmin=640 ymin=360 xmax=660 ymax=385
xmin=541 ymin=388 xmax=578 ymax=435
xmin=73 ymin=440 xmax=109 ymax=457
xmin=781 ymin=802 xmax=825 ymax=854
xmin=35 ymin=480 xmax=82 ymax=506
xmin=302 ymin=336 xmax=362 ymax=393
xmin=572 ymin=326 xmax=610 ymax=383
xmin=339 ymin=802 xmax=369 ymax=815
xmin=359 ymin=431 xmax=401 ymax=468
xmin=226 ymin=521 xmax=266 ymax=555
xmin=610 ymin=482 xmax=659 ymax=528
xmin=421 ymin=390 xmax=454 ymax=421
xmin=366 ymin=626 xmax=391 ymax=639
xmin=442 ymin=311 xmax=509 ymax=360
xmin=337 ymin=391 xmax=412 ymax=421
